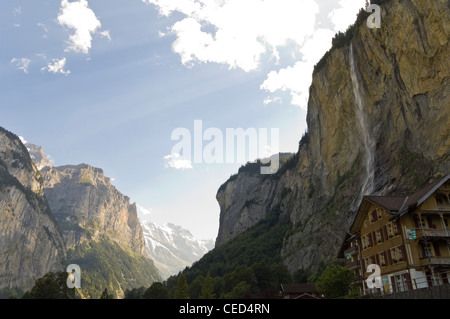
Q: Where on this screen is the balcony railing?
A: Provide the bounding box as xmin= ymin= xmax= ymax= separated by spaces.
xmin=419 ymin=256 xmax=450 ymax=266
xmin=415 ymin=228 xmax=450 ymax=239
xmin=344 ymin=245 xmax=358 ymax=256
xmin=345 ymin=259 xmax=360 ymax=270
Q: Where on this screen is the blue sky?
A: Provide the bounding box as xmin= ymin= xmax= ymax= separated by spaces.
xmin=1 ymin=0 xmax=365 ymax=240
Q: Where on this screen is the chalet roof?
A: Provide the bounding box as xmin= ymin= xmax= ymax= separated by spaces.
xmin=347 ymin=174 xmax=449 ymax=236
xmin=393 ymin=174 xmax=450 ymax=218
xmin=338 ymin=174 xmax=449 ymax=258
xmin=280 ymin=283 xmax=318 ymax=294
xmin=363 ymin=196 xmax=406 ymax=212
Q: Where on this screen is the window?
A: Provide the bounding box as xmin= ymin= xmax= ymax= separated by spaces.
xmin=420 ymin=242 xmax=432 ymax=258
xmin=362 ymin=234 xmax=371 ymax=250
xmin=436 ymin=193 xmax=450 ymax=206
xmin=393 ymin=221 xmax=400 ymax=236
xmin=387 ymin=223 xmax=394 ymax=238
xmin=375 ymin=229 xmax=383 ymax=244
xmin=377 ymin=208 xmax=383 ymax=220
xmin=378 ymin=251 xmax=387 ymax=267
xmin=426 ymin=217 xmax=437 ymax=229
xmin=390 ymin=246 xmax=406 ymax=264
xmin=414 ymin=215 xmax=426 ymax=229
xmin=370 ymin=210 xmax=377 ymax=223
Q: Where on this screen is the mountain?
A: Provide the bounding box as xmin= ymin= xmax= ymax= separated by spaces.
xmin=210 ymin=0 xmax=449 ymax=275
xmin=139 ymin=216 xmax=214 ymax=279
xmin=18 ymin=137 xmax=53 ymax=170
xmin=0 ymin=133 xmax=161 ymax=298
xmin=0 ymin=128 xmax=66 ymax=298
xmin=40 ymin=163 xmax=161 ymax=298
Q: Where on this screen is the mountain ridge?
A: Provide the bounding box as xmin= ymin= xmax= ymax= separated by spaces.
xmin=140 ymin=217 xmax=214 ymax=279
xmin=214 ymin=0 xmax=449 ymax=273
xmin=0 ymin=127 xmax=66 ymax=297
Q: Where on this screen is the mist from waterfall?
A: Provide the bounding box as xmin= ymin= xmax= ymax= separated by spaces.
xmin=349 ymin=43 xmax=376 ymax=199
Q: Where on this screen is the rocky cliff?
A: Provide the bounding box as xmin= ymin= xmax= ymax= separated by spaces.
xmin=215 ymin=0 xmax=449 ymax=273
xmin=0 ymin=128 xmax=66 ymax=296
xmin=41 ymin=163 xmax=159 ymax=298
xmin=42 ymin=164 xmax=146 ymax=256
xmin=19 ymin=137 xmax=53 ymax=171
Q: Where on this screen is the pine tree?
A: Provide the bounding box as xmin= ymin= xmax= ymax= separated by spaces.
xmin=174 ymin=275 xmax=190 ymax=299
xmin=100 ymin=287 xmax=114 ymax=299
xmin=200 ymin=272 xmax=215 ymax=299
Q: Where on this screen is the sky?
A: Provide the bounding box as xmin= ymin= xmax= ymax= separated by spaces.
xmin=1 ymin=0 xmax=366 ymax=240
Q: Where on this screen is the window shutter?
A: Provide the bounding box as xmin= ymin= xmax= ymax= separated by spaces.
xmin=383 ymin=226 xmax=388 ymax=241
xmin=371 ymin=211 xmax=377 ymax=222
xmin=400 ymin=245 xmax=406 ymax=261
xmin=390 ymin=276 xmax=396 ymax=293
xmin=433 ymin=242 xmax=441 ymax=257
xmin=396 ymin=221 xmax=401 ymax=235
xmin=387 ymin=249 xmax=392 ymax=265
xmin=404 ymin=273 xmax=412 ymax=291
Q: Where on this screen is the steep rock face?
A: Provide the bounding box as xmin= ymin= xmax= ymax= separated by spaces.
xmin=215 ymin=154 xmax=295 ymax=246
xmin=141 ymin=220 xmax=214 ymax=279
xmin=215 ymin=0 xmax=449 ymax=272
xmin=0 ymin=128 xmax=66 ymax=294
xmin=19 ymin=137 xmax=53 ymax=170
xmin=41 ymin=164 xmax=146 ymax=257
xmin=41 ymin=163 xmax=160 ymax=298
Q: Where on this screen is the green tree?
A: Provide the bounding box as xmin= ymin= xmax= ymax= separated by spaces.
xmin=22 ymin=272 xmax=76 ymax=299
xmin=293 ymin=268 xmax=313 ymax=284
xmin=223 ymin=281 xmax=251 ymax=299
xmin=189 ymin=275 xmax=205 ymax=299
xmin=100 ymin=288 xmax=115 ymax=299
xmin=144 ymin=282 xmax=169 ymax=299
xmin=124 ymin=286 xmax=146 ymax=299
xmin=174 ymin=275 xmax=190 ymax=299
xmin=200 ymin=272 xmax=215 ymax=299
xmin=316 ymin=264 xmax=354 ymax=299
xmin=271 ymin=263 xmax=292 ymax=288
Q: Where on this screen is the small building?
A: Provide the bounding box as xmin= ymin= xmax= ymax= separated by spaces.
xmin=280 ymin=283 xmax=322 ymax=299
xmin=339 ymin=174 xmax=450 ymax=296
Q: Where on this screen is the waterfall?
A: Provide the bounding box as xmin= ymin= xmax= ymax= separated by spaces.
xmin=349 ymin=44 xmax=375 ymax=198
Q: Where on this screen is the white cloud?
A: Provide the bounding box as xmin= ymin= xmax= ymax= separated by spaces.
xmin=143 ymin=0 xmax=319 ymax=72
xmin=57 ymin=0 xmax=109 ymax=54
xmin=13 ymin=7 xmax=22 ymax=16
xmin=260 ymin=28 xmax=335 ymax=109
xmin=37 ymin=22 xmax=49 ymax=38
xmin=137 ymin=204 xmax=153 ymax=217
xmin=41 ymin=58 xmax=71 ymax=75
xmin=143 ymin=0 xmax=367 ymax=109
xmin=10 ymin=57 xmax=31 ymax=74
xmin=329 ymin=0 xmax=366 ymax=32
xmin=99 ymin=30 xmax=111 ymax=41
xmin=164 ymin=153 xmax=193 ymax=170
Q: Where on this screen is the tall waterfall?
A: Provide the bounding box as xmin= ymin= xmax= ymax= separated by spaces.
xmin=349 ymin=44 xmax=375 ymax=198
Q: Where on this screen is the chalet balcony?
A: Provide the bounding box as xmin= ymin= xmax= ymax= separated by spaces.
xmin=415 ymin=228 xmax=450 ymax=240
xmin=419 ymin=256 xmax=450 ymax=267
xmin=346 ymin=259 xmax=360 ymax=270
xmin=344 ymin=245 xmax=358 ymax=256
